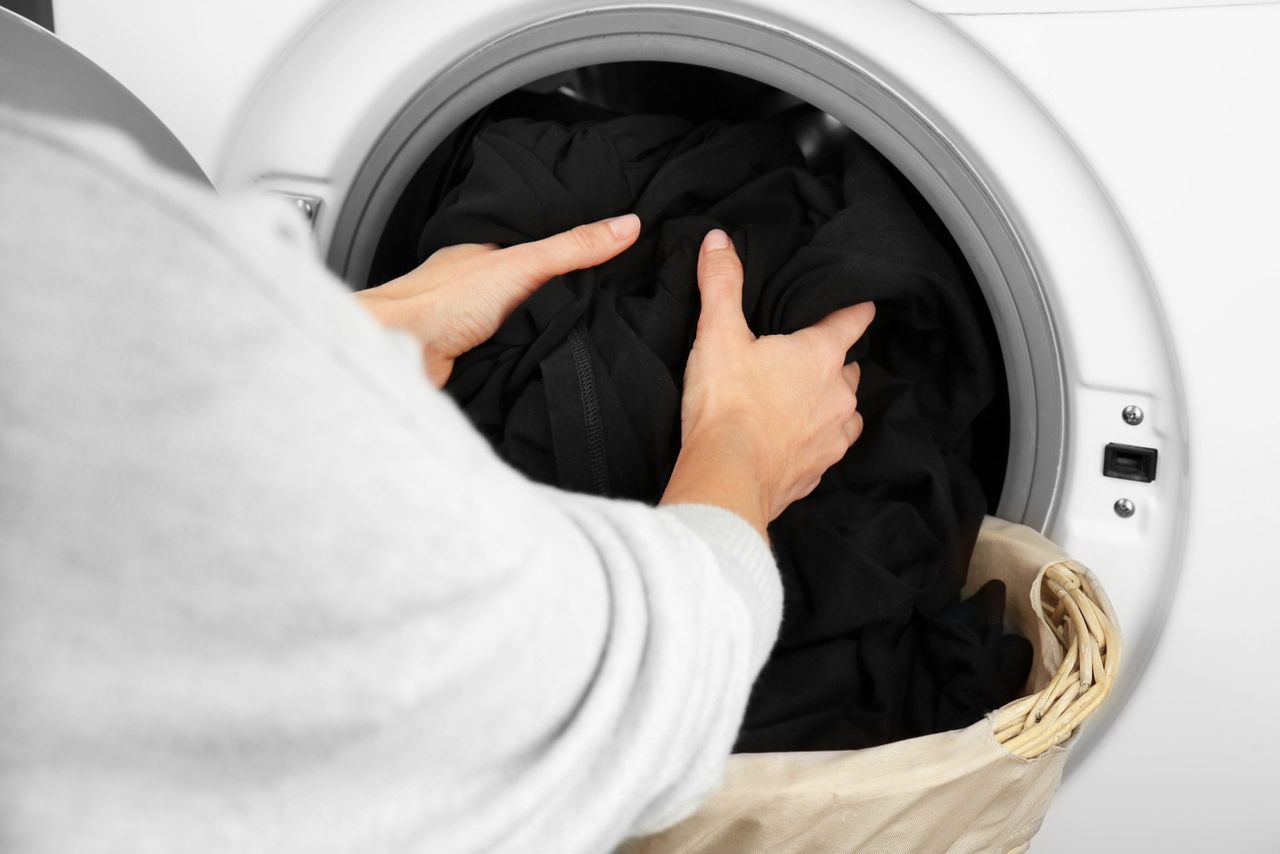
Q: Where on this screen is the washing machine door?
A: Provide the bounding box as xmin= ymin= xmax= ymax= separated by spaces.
xmin=0 ymin=8 xmax=207 ymax=185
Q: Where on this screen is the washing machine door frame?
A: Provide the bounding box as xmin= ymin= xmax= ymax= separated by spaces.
xmin=214 ymin=0 xmax=1189 ymax=773
xmin=12 ymin=0 xmax=1184 ymax=774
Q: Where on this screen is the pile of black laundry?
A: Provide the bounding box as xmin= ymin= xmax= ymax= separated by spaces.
xmin=402 ymin=71 xmax=1032 ymax=753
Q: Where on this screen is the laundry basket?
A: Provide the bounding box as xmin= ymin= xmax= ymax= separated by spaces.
xmin=623 ymin=517 xmax=1122 ymax=854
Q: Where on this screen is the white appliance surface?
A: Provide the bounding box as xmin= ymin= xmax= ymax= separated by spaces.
xmin=54 ymin=0 xmax=329 ymax=171
xmin=49 ymin=0 xmax=1280 ymax=848
xmin=947 ymin=6 xmax=1280 ymax=849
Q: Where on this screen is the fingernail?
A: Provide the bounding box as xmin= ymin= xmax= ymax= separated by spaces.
xmin=605 ymin=213 xmax=641 ymax=239
xmin=703 ymin=229 xmax=731 ymax=251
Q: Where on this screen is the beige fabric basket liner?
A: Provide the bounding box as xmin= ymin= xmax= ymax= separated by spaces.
xmin=624 ymin=517 xmax=1121 ymax=854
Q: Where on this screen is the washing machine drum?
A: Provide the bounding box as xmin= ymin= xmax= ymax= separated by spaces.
xmin=383 ymin=64 xmax=1032 ymax=755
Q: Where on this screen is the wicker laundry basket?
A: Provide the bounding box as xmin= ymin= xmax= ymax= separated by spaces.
xmin=623 ymin=517 xmax=1122 ymax=854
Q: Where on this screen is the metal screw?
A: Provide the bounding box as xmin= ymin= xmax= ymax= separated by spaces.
xmin=1122 ymin=405 xmax=1144 ymax=426
xmin=269 ymin=191 xmax=322 ymax=228
xmin=1114 ymin=498 xmax=1136 ymax=518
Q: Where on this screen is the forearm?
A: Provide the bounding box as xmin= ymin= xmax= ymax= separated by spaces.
xmin=659 ymin=425 xmax=772 ymax=541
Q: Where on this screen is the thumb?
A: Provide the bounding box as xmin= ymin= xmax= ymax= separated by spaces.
xmin=498 ymin=213 xmax=641 ymax=290
xmin=695 ymin=229 xmax=751 ymax=339
xmin=811 ymin=301 xmax=876 ymax=353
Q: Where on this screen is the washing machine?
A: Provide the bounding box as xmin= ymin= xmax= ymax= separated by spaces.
xmin=3 ymin=0 xmax=1278 ymax=848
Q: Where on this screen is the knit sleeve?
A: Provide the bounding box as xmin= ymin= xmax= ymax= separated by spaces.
xmin=0 ymin=108 xmax=780 ymax=854
xmin=527 ymin=490 xmax=784 ymax=839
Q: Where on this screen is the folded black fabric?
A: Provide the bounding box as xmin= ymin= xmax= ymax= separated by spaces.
xmin=416 ymin=106 xmax=1032 ymax=752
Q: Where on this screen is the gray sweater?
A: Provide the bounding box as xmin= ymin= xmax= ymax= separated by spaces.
xmin=0 ymin=108 xmax=782 ymax=854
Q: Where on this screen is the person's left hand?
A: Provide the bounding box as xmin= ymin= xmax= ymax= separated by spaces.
xmin=356 ymin=214 xmax=642 ymax=387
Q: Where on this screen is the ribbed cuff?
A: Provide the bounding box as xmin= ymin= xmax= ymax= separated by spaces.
xmin=658 ymin=503 xmax=782 ymax=669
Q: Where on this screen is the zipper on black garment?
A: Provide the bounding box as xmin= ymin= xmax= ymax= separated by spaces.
xmin=567 ymin=321 xmax=611 ymax=496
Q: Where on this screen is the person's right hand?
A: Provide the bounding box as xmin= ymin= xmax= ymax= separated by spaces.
xmin=659 ymin=229 xmax=874 ymax=539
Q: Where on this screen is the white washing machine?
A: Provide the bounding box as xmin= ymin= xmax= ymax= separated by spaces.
xmin=5 ymin=0 xmax=1279 ymax=848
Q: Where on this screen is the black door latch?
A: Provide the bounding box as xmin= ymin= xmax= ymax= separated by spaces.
xmin=1103 ymin=443 xmax=1158 ymax=483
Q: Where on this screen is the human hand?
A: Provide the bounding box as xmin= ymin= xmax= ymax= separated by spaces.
xmin=660 ymin=229 xmax=873 ymax=539
xmin=357 ymin=214 xmax=642 ymax=387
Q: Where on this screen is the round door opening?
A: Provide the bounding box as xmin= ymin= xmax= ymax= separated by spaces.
xmin=338 ymin=59 xmax=1028 ymax=518
xmin=322 ymin=10 xmax=1066 ymax=533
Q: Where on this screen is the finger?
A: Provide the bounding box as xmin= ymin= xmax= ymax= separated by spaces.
xmin=695 ymin=229 xmax=752 ymax=339
xmin=499 ymin=213 xmax=642 ymax=288
xmin=842 ymin=412 xmax=864 ymax=446
xmin=812 ymin=301 xmax=876 ymax=353
xmin=842 ymin=361 xmax=861 ymax=394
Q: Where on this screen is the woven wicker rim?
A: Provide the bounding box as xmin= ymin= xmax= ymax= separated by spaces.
xmin=991 ymin=560 xmax=1122 ymax=759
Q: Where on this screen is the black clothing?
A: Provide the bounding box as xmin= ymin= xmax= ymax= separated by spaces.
xmin=416 ymin=107 xmax=1032 ymax=752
